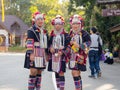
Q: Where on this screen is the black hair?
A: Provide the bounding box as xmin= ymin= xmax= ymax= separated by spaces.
xmin=91 ymin=27 xmax=97 ymax=33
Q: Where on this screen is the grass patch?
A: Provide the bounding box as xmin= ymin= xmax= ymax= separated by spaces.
xmin=8 ymin=45 xmax=26 ymax=52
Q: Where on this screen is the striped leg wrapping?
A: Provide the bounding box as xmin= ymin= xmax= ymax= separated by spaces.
xmin=56 ymin=78 xmax=60 ymax=89
xmin=80 ymin=80 xmax=82 ymax=90
xmin=73 ymin=76 xmax=82 ymax=90
xmin=79 ymin=76 xmax=82 ymax=90
xmin=55 ymin=73 xmax=60 ymax=89
xmin=28 ymin=75 xmax=36 ymax=90
xmin=59 ymin=76 xmax=65 ymax=90
xmin=36 ymin=74 xmax=41 ymax=90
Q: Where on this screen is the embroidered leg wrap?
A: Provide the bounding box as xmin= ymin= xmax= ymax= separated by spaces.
xmin=28 ymin=75 xmax=36 ymax=90
xmin=59 ymin=76 xmax=65 ymax=90
xmin=55 ymin=73 xmax=60 ymax=89
xmin=36 ymin=74 xmax=41 ymax=90
xmin=73 ymin=76 xmax=82 ymax=90
xmin=79 ymin=76 xmax=82 ymax=90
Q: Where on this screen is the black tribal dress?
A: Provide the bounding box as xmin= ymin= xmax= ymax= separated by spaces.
xmin=47 ymin=29 xmax=70 ymax=73
xmin=68 ymin=29 xmax=91 ymax=71
xmin=24 ymin=25 xmax=48 ymax=69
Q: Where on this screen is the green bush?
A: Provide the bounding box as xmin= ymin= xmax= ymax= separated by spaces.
xmin=8 ymin=45 xmax=26 ymax=52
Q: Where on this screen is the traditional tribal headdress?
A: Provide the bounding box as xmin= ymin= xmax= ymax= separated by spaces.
xmin=51 ymin=15 xmax=65 ymax=25
xmin=69 ymin=14 xmax=84 ymax=28
xmin=32 ymin=11 xmax=45 ymax=25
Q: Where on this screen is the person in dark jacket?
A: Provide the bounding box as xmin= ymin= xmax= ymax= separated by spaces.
xmin=24 ymin=11 xmax=48 ymax=90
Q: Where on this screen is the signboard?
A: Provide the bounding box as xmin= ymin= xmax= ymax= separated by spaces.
xmin=102 ymin=9 xmax=120 ymax=16
xmin=97 ymin=0 xmax=120 ymax=4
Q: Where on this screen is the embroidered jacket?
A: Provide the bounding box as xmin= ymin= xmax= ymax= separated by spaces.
xmin=24 ymin=24 xmax=48 ymax=69
xmin=48 ymin=29 xmax=70 ymax=60
xmin=26 ymin=25 xmax=48 ymax=53
xmin=69 ymin=29 xmax=91 ymax=64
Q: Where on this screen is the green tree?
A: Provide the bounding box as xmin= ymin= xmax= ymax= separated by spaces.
xmin=4 ymin=0 xmax=32 ymax=25
xmin=4 ymin=0 xmax=69 ymax=33
xmin=68 ymin=0 xmax=120 ymax=50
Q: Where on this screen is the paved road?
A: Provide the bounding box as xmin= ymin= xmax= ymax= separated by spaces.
xmin=0 ymin=53 xmax=120 ymax=90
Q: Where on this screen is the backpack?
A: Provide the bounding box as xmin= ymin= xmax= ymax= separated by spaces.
xmin=98 ymin=36 xmax=102 ymax=55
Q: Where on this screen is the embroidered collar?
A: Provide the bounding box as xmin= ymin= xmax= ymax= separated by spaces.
xmin=70 ymin=29 xmax=82 ymax=37
xmin=33 ymin=24 xmax=47 ymax=34
xmin=50 ymin=29 xmax=66 ymax=36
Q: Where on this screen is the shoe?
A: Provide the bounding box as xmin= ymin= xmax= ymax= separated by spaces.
xmin=94 ymin=73 xmax=97 ymax=79
xmin=98 ymin=71 xmax=102 ymax=77
xmin=88 ymin=75 xmax=95 ymax=78
xmin=88 ymin=75 xmax=97 ymax=79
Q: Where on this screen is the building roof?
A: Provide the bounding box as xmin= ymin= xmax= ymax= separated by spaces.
xmin=97 ymin=0 xmax=120 ymax=4
xmin=0 ymin=15 xmax=28 ymax=36
xmin=109 ymin=23 xmax=120 ymax=32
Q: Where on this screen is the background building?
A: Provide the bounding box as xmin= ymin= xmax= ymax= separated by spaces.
xmin=0 ymin=15 xmax=28 ymax=51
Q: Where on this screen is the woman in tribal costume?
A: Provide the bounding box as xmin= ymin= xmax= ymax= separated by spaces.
xmin=48 ymin=15 xmax=70 ymax=90
xmin=68 ymin=14 xmax=91 ymax=90
xmin=24 ymin=11 xmax=48 ymax=90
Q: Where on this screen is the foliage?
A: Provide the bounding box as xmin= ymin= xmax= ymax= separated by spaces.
xmin=2 ymin=0 xmax=120 ymax=51
xmin=3 ymin=0 xmax=69 ymax=33
xmin=68 ymin=0 xmax=120 ymax=51
xmin=8 ymin=45 xmax=26 ymax=52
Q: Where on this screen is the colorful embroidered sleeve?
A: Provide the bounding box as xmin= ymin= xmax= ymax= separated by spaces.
xmin=26 ymin=30 xmax=35 ymax=53
xmin=26 ymin=39 xmax=34 ymax=50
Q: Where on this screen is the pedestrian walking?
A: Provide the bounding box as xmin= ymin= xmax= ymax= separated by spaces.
xmin=47 ymin=15 xmax=70 ymax=90
xmin=68 ymin=14 xmax=91 ymax=90
xmin=24 ymin=11 xmax=48 ymax=90
xmin=88 ymin=27 xmax=103 ymax=79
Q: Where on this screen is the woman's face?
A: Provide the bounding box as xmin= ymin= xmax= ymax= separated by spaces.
xmin=35 ymin=18 xmax=44 ymax=27
xmin=71 ymin=23 xmax=81 ymax=31
xmin=54 ymin=24 xmax=63 ymax=31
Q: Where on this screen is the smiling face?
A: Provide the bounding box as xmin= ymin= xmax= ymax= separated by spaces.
xmin=71 ymin=23 xmax=81 ymax=32
xmin=54 ymin=24 xmax=63 ymax=31
xmin=70 ymin=16 xmax=82 ymax=32
xmin=53 ymin=18 xmax=64 ymax=31
xmin=35 ymin=18 xmax=44 ymax=27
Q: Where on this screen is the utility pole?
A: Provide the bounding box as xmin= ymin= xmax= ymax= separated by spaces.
xmin=1 ymin=0 xmax=5 ymax=22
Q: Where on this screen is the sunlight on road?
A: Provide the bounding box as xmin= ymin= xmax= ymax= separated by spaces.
xmin=84 ymin=83 xmax=117 ymax=90
xmin=96 ymin=84 xmax=116 ymax=90
xmin=84 ymin=84 xmax=91 ymax=88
